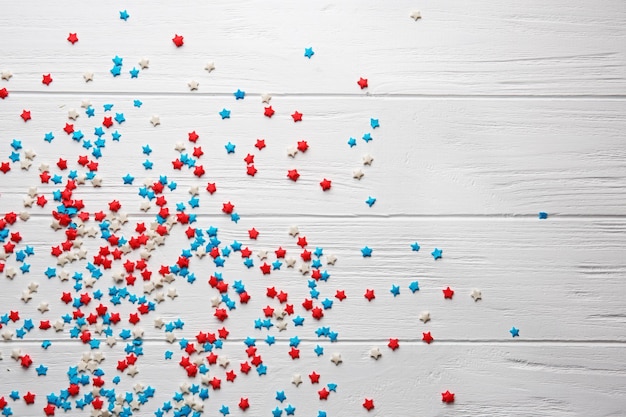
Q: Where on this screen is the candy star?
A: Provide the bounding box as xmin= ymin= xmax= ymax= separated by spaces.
xmin=38 ymin=302 xmax=49 ymax=313
xmin=353 ymin=169 xmax=364 ymax=180
xmin=304 ymin=47 xmax=314 ymax=58
xmin=188 ymin=80 xmax=199 ymax=91
xmin=330 ymin=353 xmax=342 ymax=365
xmin=291 ymin=111 xmax=303 ymax=122
xmin=432 ymin=248 xmax=443 ymax=260
xmin=411 ymin=242 xmax=420 ymax=251
xmin=320 ymin=178 xmax=332 ymax=191
xmin=0 ymin=87 xmax=8 ymax=99
xmin=422 ymin=332 xmax=434 ymax=344
xmin=510 ymin=327 xmax=520 ymax=337
xmin=287 ymin=169 xmax=300 ymax=181
xmin=138 ymin=58 xmax=150 ymax=69
xmin=326 ymin=254 xmax=337 ymax=265
xmin=261 ymin=93 xmax=271 ymax=103
xmin=172 ymin=34 xmax=184 ymax=47
xmin=67 ymin=33 xmax=78 ymax=44
xmin=365 ymin=196 xmax=376 ymax=207
xmin=42 ymin=73 xmax=53 ymax=85
xmin=287 ymin=146 xmax=298 ymax=158
xmin=1 ymin=70 xmax=12 ymax=80
xmin=441 ymin=390 xmax=454 ymax=403
xmin=150 ymin=115 xmax=160 ymax=126
xmin=362 ymin=154 xmax=374 ymax=165
xmin=357 ymin=77 xmax=368 ymax=89
xmin=370 ymin=118 xmax=379 ymax=128
xmin=21 ymin=110 xmax=31 ymax=121
xmin=419 ymin=311 xmax=430 ymax=323
xmin=443 ymin=287 xmax=454 ymax=299
xmin=363 ymin=398 xmax=374 ymax=411
xmin=264 ymin=106 xmax=275 ymax=117
xmin=410 ymin=10 xmax=422 ymax=20
xmin=233 ymin=89 xmax=245 ymax=100
xmin=369 ymin=347 xmax=382 ymax=359
xmin=471 ymin=289 xmax=482 ymax=301
xmin=288 ymin=226 xmax=300 ymax=236
xmin=219 ymin=108 xmax=231 ymax=119
xmin=119 ymin=9 xmax=130 ymax=20
xmin=361 ymin=246 xmax=372 ymax=257
xmin=539 ymin=211 xmax=548 ymax=219
xmin=364 ymin=289 xmax=375 ymax=301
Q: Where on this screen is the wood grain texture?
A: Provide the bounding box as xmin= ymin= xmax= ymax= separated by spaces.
xmin=0 ymin=1 xmax=625 ymax=416
xmin=0 ymin=1 xmax=625 ymax=96
xmin=0 ymin=96 xmax=624 ymax=216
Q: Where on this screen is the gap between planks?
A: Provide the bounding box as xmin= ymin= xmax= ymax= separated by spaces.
xmin=6 ymin=91 xmax=626 ymax=100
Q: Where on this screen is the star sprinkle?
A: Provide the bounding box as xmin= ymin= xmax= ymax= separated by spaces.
xmin=419 ymin=311 xmax=430 ymax=323
xmin=172 ymin=34 xmax=184 ymax=47
xmin=410 ymin=10 xmax=422 ymax=21
xmin=357 ymin=77 xmax=368 ymax=89
xmin=365 ymin=196 xmax=376 ymax=207
xmin=119 ymin=9 xmax=130 ymax=20
xmin=67 ymin=33 xmax=78 ymax=44
xmin=291 ymin=111 xmax=303 ymax=122
xmin=441 ymin=390 xmax=455 ymax=403
xmin=1 ymin=70 xmax=12 ymax=80
xmin=150 ymin=115 xmax=161 ymax=126
xmin=361 ymin=246 xmax=373 ymax=257
xmin=510 ymin=327 xmax=520 ymax=337
xmin=320 ymin=178 xmax=332 ymax=191
xmin=234 ymin=89 xmax=245 ymax=100
xmin=42 ymin=73 xmax=53 ymax=85
xmin=431 ymin=248 xmax=442 ymax=260
xmin=422 ymin=332 xmax=434 ymax=344
xmin=539 ymin=212 xmax=548 ymax=219
xmin=411 ymin=242 xmax=420 ymax=251
xmin=205 ymin=62 xmax=216 ymax=72
xmin=304 ymin=47 xmax=315 ymax=58
xmin=219 ymin=108 xmax=231 ymax=119
xmin=188 ymin=80 xmax=200 ymax=91
xmin=471 ymin=289 xmax=482 ymax=301
xmin=363 ymin=398 xmax=375 ymax=411
xmin=443 ymin=287 xmax=454 ymax=299
xmin=369 ymin=347 xmax=382 ymax=360
xmin=261 ymin=93 xmax=272 ymax=103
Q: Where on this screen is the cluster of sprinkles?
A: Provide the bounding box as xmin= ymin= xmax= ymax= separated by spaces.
xmin=0 ymin=6 xmax=538 ymax=417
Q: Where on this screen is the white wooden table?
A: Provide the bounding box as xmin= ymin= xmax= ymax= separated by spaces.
xmin=1 ymin=1 xmax=625 ymax=416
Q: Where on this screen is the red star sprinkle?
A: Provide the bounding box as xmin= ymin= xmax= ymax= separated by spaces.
xmin=240 ymin=361 xmax=252 ymax=373
xmin=36 ymin=195 xmax=47 ymax=207
xmin=102 ymin=116 xmax=113 ymax=128
xmin=320 ymin=178 xmax=332 ymax=191
xmin=297 ymin=236 xmax=308 ymax=247
xmin=244 ymin=154 xmax=255 ymax=164
xmin=172 ymin=159 xmax=183 ymax=169
xmin=44 ymin=403 xmax=56 ymax=416
xmin=297 ymin=140 xmax=309 ymax=152
xmin=388 ymin=338 xmax=400 ymax=350
xmin=363 ymin=398 xmax=375 ymax=411
xmin=335 ymin=290 xmax=346 ymax=301
xmin=364 ymin=289 xmax=375 ymax=301
xmin=275 ymin=247 xmax=286 ymax=258
xmin=172 ymin=34 xmax=184 ymax=47
xmin=222 ymin=202 xmax=234 ymax=214
xmin=20 ymin=354 xmax=33 ymax=368
xmin=318 ymin=387 xmax=330 ymax=400
xmin=422 ymin=331 xmax=434 ymax=344
xmin=23 ymin=391 xmax=35 ymax=404
xmin=291 ymin=111 xmax=303 ymax=122
xmin=188 ymin=131 xmax=199 ymax=142
xmin=309 ymin=371 xmax=320 ymax=383
xmin=239 ymin=398 xmax=249 ymax=410
xmin=63 ymin=123 xmax=74 ymax=134
xmin=57 ymin=158 xmax=68 ymax=170
xmin=443 ymin=286 xmax=454 ymax=299
xmin=0 ymin=162 xmax=10 ymax=174
xmin=206 ymin=182 xmax=217 ymax=194
xmin=193 ymin=147 xmax=204 ymax=158
xmin=289 ymin=347 xmax=300 ymax=359
xmin=42 ymin=74 xmax=53 ymax=85
xmin=9 ymin=310 xmax=19 ymax=321
xmin=442 ymin=390 xmax=455 ymax=403
xmin=248 ymin=228 xmax=259 ymax=239
xmin=246 ymin=165 xmax=257 ymax=176
xmin=287 ymin=169 xmax=300 ymax=181
xmin=357 ymin=77 xmax=368 ymax=89
xmin=255 ymin=139 xmax=266 ymax=150
xmin=264 ymin=106 xmax=275 ymax=118
xmin=0 ymin=88 xmax=8 ymax=99
xmin=21 ymin=110 xmax=31 ymax=121
xmin=67 ymin=33 xmax=78 ymax=44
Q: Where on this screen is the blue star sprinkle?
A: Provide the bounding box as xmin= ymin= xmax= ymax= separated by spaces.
xmin=347 ymin=137 xmax=357 ymax=147
xmin=411 ymin=242 xmax=420 ymax=251
xmin=119 ymin=10 xmax=129 ymax=20
xmin=44 ymin=132 xmax=55 ymax=143
xmin=362 ymin=132 xmax=372 ymax=142
xmin=129 ymin=67 xmax=139 ymax=78
xmin=431 ymin=248 xmax=442 ymax=260
xmin=365 ymin=196 xmax=376 ymax=207
xmin=539 ymin=212 xmax=548 ymax=219
xmin=510 ymin=327 xmax=520 ymax=337
xmin=133 ymin=99 xmax=143 ymax=107
xmin=390 ymin=285 xmax=400 ymax=297
xmin=219 ymin=108 xmax=231 ymax=119
xmin=143 ymin=160 xmax=153 ymax=170
xmin=233 ymin=89 xmax=245 ymax=100
xmin=304 ymin=47 xmax=315 ymax=58
xmin=225 ymin=142 xmax=236 ymax=154
xmin=408 ymin=281 xmax=420 ymax=293
xmin=361 ymin=246 xmax=373 ymax=257
xmin=123 ymin=174 xmax=134 ymax=184
xmin=370 ymin=118 xmax=379 ymax=128
xmin=275 ymin=391 xmax=286 ymax=402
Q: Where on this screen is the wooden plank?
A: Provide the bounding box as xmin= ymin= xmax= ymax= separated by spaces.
xmin=1 ymin=96 xmax=624 ymax=216
xmin=3 ymin=341 xmax=625 ymax=416
xmin=3 ymin=217 xmax=625 ymax=342
xmin=0 ymin=0 xmax=625 ymax=96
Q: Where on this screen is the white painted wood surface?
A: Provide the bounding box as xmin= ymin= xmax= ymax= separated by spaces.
xmin=1 ymin=1 xmax=625 ymax=416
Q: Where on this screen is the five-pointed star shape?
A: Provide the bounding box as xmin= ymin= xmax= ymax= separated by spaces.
xmin=261 ymin=93 xmax=272 ymax=103
xmin=292 ymin=374 xmax=302 ymax=387
xmin=330 ymin=353 xmax=342 ymax=365
xmin=204 ymin=62 xmax=215 ymax=72
xmin=369 ymin=347 xmax=382 ymax=360
xmin=188 ymin=80 xmax=199 ymax=91
xmin=419 ymin=311 xmax=431 ymax=323
xmin=363 ymin=154 xmax=374 ymax=165
xmin=471 ymin=289 xmax=482 ymax=301
xmin=150 ymin=115 xmax=160 ymax=126
xmin=410 ymin=10 xmax=422 ymax=20
xmin=139 ymin=58 xmax=150 ymax=69
xmin=1 ymin=70 xmax=12 ymax=80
